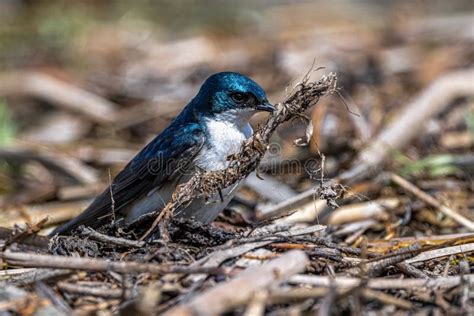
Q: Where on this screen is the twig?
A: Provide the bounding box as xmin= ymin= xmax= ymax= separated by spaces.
xmin=166 ymin=250 xmax=309 ymax=316
xmin=362 ymin=243 xmax=422 ymax=277
xmin=1 ymin=218 xmax=49 ymax=251
xmin=405 ymin=243 xmax=474 ymax=264
xmin=318 ymin=282 xmax=336 ymax=316
xmin=36 ymin=281 xmax=73 ymax=315
xmin=326 ymin=198 xmax=398 ymax=225
xmin=268 ymin=286 xmax=413 ymax=310
xmin=362 ymin=288 xmax=413 ymax=310
xmin=0 ymin=147 xmax=98 ymax=185
xmin=396 ymin=262 xmax=428 ymax=279
xmin=57 ymin=281 xmax=132 ymax=299
xmin=57 ymin=182 xmax=103 ymax=201
xmin=289 ymin=274 xmax=474 ymax=289
xmin=0 ymin=228 xmax=49 ymax=250
xmin=138 ymin=72 xmax=337 ymax=240
xmin=243 ymin=290 xmax=268 ymax=316
xmin=367 ymin=232 xmax=474 ymax=250
xmin=268 ymin=287 xmax=339 ymax=303
xmin=1 ymin=200 xmax=89 ymax=229
xmin=2 ymin=268 xmax=72 ymax=285
xmin=236 ymin=224 xmax=326 ymax=244
xmin=79 ymin=227 xmax=145 ymax=248
xmin=246 ymin=173 xmax=297 ymax=205
xmin=186 ymin=240 xmax=274 ymax=285
xmin=0 ymin=284 xmax=66 ymax=315
xmin=295 ymin=235 xmax=377 ymax=258
xmin=0 ymin=72 xmax=118 ymax=123
xmin=108 ymin=169 xmax=116 ymax=222
xmin=390 ymin=173 xmax=474 ymax=231
xmin=1 ymin=250 xmax=223 ymax=275
xmin=335 ymin=91 xmax=372 ymax=142
xmin=182 ymin=225 xmax=325 ymax=272
xmin=256 ymin=187 xmax=324 ymax=221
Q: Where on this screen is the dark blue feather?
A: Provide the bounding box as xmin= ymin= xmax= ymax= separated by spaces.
xmin=50 ymin=71 xmax=270 ymax=235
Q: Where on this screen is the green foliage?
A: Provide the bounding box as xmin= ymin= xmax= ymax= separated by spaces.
xmin=36 ymin=8 xmax=89 ymax=48
xmin=0 ymin=101 xmax=17 ymax=194
xmin=0 ymin=100 xmax=15 ymax=147
xmin=465 ymin=108 xmax=474 ymax=135
xmin=116 ymin=0 xmax=261 ymax=34
xmin=398 ymin=154 xmax=460 ymax=178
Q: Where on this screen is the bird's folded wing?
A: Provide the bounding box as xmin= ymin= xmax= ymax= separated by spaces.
xmin=50 ymin=123 xmax=205 ymax=235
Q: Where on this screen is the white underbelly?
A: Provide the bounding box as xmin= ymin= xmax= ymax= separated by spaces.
xmin=194 ymin=119 xmax=252 ymax=170
xmin=124 ymin=119 xmax=253 ymax=224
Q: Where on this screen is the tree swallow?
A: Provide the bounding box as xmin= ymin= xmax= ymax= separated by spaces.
xmin=51 ymin=72 xmax=275 ymax=235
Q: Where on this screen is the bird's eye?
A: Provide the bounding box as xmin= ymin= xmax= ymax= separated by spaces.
xmin=231 ymin=93 xmax=247 ymax=103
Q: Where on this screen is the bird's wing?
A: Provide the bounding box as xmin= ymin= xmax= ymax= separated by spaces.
xmin=50 ymin=123 xmax=205 ymax=235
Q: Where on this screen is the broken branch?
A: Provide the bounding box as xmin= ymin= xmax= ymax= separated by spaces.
xmin=166 ymin=250 xmax=309 ymax=316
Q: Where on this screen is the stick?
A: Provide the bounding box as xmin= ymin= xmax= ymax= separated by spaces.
xmin=0 ymin=72 xmax=118 ymax=123
xmin=396 ymin=262 xmax=428 ymax=279
xmin=1 ymin=200 xmax=89 ymax=229
xmin=327 ymin=198 xmax=398 ymax=225
xmin=57 ymin=282 xmax=131 ymax=299
xmin=243 ymin=290 xmax=268 ymax=316
xmin=0 ymin=148 xmax=98 ymax=185
xmin=180 ymin=215 xmax=320 ymax=287
xmin=186 ymin=241 xmax=274 ymax=284
xmin=1 ymin=268 xmax=71 ymax=285
xmin=246 ymin=173 xmax=297 ymax=205
xmin=0 ymin=227 xmax=49 ymax=249
xmin=1 ymin=250 xmax=222 ymax=275
xmin=289 ymin=274 xmax=474 ymax=289
xmin=269 ymin=287 xmax=409 ymax=310
xmin=79 ymin=227 xmax=145 ymax=248
xmin=362 ymin=288 xmax=413 ymax=310
xmin=236 ymin=224 xmax=326 ymax=244
xmin=390 ymin=173 xmax=474 ymax=231
xmin=362 ymin=243 xmax=422 ymax=277
xmin=368 ymin=232 xmax=474 ymax=246
xmin=166 ymin=250 xmax=309 ymax=316
xmin=405 ymin=243 xmax=474 ymax=264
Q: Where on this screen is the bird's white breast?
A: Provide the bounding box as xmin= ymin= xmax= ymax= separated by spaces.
xmin=195 ymin=115 xmax=253 ymax=170
xmin=126 ymin=111 xmax=254 ymax=224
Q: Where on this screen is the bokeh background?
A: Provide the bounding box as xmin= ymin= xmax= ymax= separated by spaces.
xmin=0 ymin=0 xmax=473 ymax=232
xmin=1 ymin=2 xmax=474 ymax=314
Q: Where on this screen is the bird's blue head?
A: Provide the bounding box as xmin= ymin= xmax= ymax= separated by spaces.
xmin=191 ymin=72 xmax=275 ymax=118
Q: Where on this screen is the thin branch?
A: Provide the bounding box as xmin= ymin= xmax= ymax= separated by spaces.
xmin=289 ymin=274 xmax=474 ymax=289
xmin=79 ymin=227 xmax=145 ymax=248
xmin=0 ymin=72 xmax=118 ymax=123
xmin=166 ymin=250 xmax=309 ymax=316
xmin=390 ymin=173 xmax=474 ymax=231
xmin=1 ymin=250 xmax=223 ymax=275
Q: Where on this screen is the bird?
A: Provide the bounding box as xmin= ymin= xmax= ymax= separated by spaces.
xmin=50 ymin=72 xmax=275 ymax=236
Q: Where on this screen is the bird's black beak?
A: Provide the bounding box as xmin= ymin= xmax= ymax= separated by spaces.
xmin=256 ymin=102 xmax=276 ymax=112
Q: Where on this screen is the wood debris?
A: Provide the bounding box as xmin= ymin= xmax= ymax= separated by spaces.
xmin=1 ymin=2 xmax=473 ymax=315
